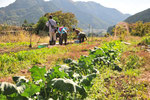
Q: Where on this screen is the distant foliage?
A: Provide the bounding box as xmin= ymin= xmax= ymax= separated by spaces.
xmin=108 ymin=21 xmax=150 ymax=37
xmin=22 ymin=19 xmax=34 ymax=28
xmin=129 ymin=21 xmax=150 ymax=36
xmin=0 ymin=24 xmax=11 ymax=32
xmin=0 ymin=24 xmax=23 ymax=35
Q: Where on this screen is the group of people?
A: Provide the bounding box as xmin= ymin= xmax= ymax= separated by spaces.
xmin=46 ymin=15 xmax=87 ymax=45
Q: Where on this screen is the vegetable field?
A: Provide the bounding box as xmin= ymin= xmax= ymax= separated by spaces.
xmin=0 ymin=36 xmax=150 ymax=100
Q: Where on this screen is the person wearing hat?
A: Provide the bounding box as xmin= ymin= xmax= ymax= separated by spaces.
xmin=46 ymin=15 xmax=57 ymax=45
xmin=73 ymin=28 xmax=87 ymax=43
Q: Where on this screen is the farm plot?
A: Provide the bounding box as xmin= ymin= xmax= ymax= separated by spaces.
xmin=0 ymin=37 xmax=149 ymax=99
xmin=0 ymin=40 xmax=149 ymax=99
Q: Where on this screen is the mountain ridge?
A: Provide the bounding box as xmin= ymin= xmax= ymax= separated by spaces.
xmin=125 ymin=8 xmax=150 ymax=23
xmin=0 ymin=0 xmax=130 ymax=29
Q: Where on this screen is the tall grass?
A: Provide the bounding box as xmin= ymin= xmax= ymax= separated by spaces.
xmin=0 ymin=31 xmax=49 ymax=43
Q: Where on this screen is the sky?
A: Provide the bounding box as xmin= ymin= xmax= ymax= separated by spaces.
xmin=0 ymin=0 xmax=149 ymax=15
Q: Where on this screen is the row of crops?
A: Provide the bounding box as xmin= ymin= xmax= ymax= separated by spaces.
xmin=0 ymin=41 xmax=127 ymax=99
xmin=0 ymin=47 xmax=67 ymax=76
xmin=0 ymin=42 xmax=34 ymax=48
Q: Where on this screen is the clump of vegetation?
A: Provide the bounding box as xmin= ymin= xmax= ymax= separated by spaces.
xmin=87 ymin=53 xmax=147 ymax=100
xmin=108 ymin=21 xmax=150 ymax=37
xmin=88 ymin=69 xmax=148 ymax=100
xmin=22 ymin=19 xmax=34 ymax=28
xmin=129 ymin=21 xmax=150 ymax=37
xmin=124 ymin=54 xmax=143 ymax=70
xmin=138 ymin=36 xmax=150 ymax=45
xmin=34 ymin=16 xmax=48 ymax=34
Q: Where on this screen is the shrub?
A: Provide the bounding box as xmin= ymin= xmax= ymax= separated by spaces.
xmin=139 ymin=36 xmax=150 ymax=45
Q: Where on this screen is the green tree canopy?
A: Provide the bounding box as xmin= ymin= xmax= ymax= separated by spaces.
xmin=34 ymin=11 xmax=78 ymax=35
xmin=22 ymin=19 xmax=35 ymax=31
xmin=44 ymin=11 xmax=78 ymax=28
xmin=24 ymin=19 xmax=28 ymax=24
xmin=34 ymin=16 xmax=48 ymax=34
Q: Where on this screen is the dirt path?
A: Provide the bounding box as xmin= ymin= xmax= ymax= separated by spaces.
xmin=0 ymin=47 xmax=37 ymax=54
xmin=0 ymin=42 xmax=76 ymax=54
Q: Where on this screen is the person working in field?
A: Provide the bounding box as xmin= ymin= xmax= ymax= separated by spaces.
xmin=57 ymin=26 xmax=69 ymax=45
xmin=46 ymin=15 xmax=57 ymax=45
xmin=73 ymin=28 xmax=87 ymax=43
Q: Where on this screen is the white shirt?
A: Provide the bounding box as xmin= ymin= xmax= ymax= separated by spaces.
xmin=46 ymin=19 xmax=57 ymax=32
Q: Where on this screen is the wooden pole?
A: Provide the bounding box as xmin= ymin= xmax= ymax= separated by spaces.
xmin=88 ymin=24 xmax=90 ymax=43
xmin=29 ymin=27 xmax=32 ymax=48
xmin=92 ymin=26 xmax=93 ymax=42
xmin=29 ymin=32 xmax=32 ymax=48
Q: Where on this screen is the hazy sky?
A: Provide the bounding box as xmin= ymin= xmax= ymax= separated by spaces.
xmin=0 ymin=0 xmax=149 ymax=14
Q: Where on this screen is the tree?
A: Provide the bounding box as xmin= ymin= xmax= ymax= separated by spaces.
xmin=0 ymin=25 xmax=2 ymax=32
xmin=107 ymin=26 xmax=115 ymax=35
xmin=44 ymin=11 xmax=78 ymax=28
xmin=22 ymin=19 xmax=34 ymax=29
xmin=34 ymin=16 xmax=48 ymax=34
xmin=24 ymin=19 xmax=28 ymax=24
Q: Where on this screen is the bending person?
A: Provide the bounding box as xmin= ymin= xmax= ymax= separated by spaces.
xmin=58 ymin=26 xmax=68 ymax=45
xmin=73 ymin=28 xmax=87 ymax=43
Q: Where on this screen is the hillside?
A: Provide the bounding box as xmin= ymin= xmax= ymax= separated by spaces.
xmin=0 ymin=0 xmax=130 ymax=29
xmin=75 ymin=1 xmax=130 ymax=25
xmin=125 ymin=8 xmax=150 ymax=23
xmin=0 ymin=0 xmax=59 ymax=25
xmin=52 ymin=0 xmax=109 ymax=29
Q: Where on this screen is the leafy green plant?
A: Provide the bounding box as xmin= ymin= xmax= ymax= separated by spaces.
xmin=0 ymin=78 xmax=27 ymax=100
xmin=0 ymin=63 xmax=96 ymax=99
